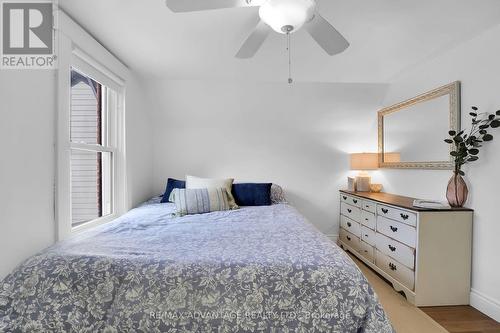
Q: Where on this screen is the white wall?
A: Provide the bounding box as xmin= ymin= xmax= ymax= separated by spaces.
xmin=0 ymin=70 xmax=154 ymax=279
xmin=125 ymin=74 xmax=155 ymax=208
xmin=379 ymin=23 xmax=500 ymax=321
xmin=0 ymin=70 xmax=57 ymax=279
xmin=147 ymin=80 xmax=388 ymax=237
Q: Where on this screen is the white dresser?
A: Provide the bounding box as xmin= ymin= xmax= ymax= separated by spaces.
xmin=338 ymin=190 xmax=473 ymax=306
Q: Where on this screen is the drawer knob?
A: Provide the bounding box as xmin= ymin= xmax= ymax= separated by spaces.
xmin=389 ymin=263 xmax=397 ymax=271
xmin=353 ymin=199 xmax=358 ymax=204
xmin=347 ymin=208 xmax=352 ymax=213
xmin=390 ymin=226 xmax=398 ymax=232
xmin=347 ymin=222 xmax=352 ymax=227
xmin=365 ymin=218 xmax=369 ymax=221
xmin=365 ymin=234 xmax=369 ymax=237
xmin=381 ymin=208 xmax=389 ymax=214
xmin=400 ymin=213 xmax=409 ymax=220
xmin=347 ymin=236 xmax=351 ymax=241
xmin=388 ymin=245 xmax=396 ymax=252
xmin=343 ymin=196 xmax=347 ymax=200
xmin=366 ymin=205 xmax=370 ymax=208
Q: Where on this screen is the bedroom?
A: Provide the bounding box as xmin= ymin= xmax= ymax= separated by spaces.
xmin=0 ymin=0 xmax=499 ymax=332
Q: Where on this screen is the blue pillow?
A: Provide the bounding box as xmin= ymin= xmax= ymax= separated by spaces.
xmin=232 ymin=183 xmax=272 ymax=206
xmin=161 ymin=178 xmax=186 ymax=203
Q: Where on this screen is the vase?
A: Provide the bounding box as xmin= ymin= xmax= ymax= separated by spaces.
xmin=446 ymin=173 xmax=468 ymax=208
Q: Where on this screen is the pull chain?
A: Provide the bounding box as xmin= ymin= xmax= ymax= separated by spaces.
xmin=287 ymin=32 xmax=293 ymax=84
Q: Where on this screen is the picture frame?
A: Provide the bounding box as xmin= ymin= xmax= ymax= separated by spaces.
xmin=347 ymin=177 xmax=356 ymax=191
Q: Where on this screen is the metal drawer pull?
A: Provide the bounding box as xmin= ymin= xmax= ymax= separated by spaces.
xmin=381 ymin=208 xmax=389 ymax=214
xmin=389 ymin=263 xmax=397 ymax=271
xmin=347 ymin=222 xmax=352 ymax=227
xmin=343 ymin=196 xmax=347 ymax=200
xmin=353 ymin=199 xmax=358 ymax=204
xmin=346 ymin=236 xmax=351 ymax=241
xmin=388 ymin=245 xmax=396 ymax=252
xmin=400 ymin=213 xmax=409 ymax=220
xmin=347 ymin=208 xmax=352 ymax=213
xmin=390 ymin=226 xmax=398 ymax=232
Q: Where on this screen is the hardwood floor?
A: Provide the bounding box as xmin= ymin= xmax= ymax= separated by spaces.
xmin=349 ymin=254 xmax=500 ymax=333
xmin=420 ymin=306 xmax=500 ymax=333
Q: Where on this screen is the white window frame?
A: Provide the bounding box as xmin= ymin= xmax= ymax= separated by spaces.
xmin=69 ymin=67 xmax=115 ymax=228
xmin=56 ymin=10 xmax=129 ymax=240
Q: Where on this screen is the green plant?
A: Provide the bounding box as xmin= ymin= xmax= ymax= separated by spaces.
xmin=445 ymin=106 xmax=500 ymax=176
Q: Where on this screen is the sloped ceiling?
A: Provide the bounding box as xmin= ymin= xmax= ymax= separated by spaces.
xmin=60 ymin=0 xmax=500 ymax=83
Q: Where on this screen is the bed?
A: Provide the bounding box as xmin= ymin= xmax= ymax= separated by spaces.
xmin=0 ymin=197 xmax=394 ymax=332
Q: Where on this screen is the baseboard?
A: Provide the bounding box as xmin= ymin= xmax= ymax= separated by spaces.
xmin=470 ymin=288 xmax=500 ymax=323
xmin=326 ymin=234 xmax=339 ymax=242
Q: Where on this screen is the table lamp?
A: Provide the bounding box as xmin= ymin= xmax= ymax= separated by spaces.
xmin=350 ymin=153 xmax=378 ymax=192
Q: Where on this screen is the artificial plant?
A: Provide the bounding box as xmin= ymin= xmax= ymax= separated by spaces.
xmin=445 ymin=106 xmax=500 ymax=175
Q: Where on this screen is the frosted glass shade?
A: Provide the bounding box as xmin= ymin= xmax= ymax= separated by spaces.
xmin=350 ymin=153 xmax=379 ymax=171
xmin=259 ymin=0 xmax=316 ymax=34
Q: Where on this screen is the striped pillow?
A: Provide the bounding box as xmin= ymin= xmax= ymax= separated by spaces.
xmin=170 ymin=188 xmax=231 ymax=217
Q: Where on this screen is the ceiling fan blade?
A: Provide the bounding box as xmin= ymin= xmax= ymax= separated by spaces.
xmin=235 ymin=21 xmax=271 ymax=59
xmin=305 ymin=13 xmax=349 ymax=56
xmin=166 ymin=0 xmax=260 ymax=12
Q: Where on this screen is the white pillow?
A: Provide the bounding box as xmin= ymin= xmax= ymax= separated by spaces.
xmin=186 ymin=175 xmax=238 ymax=209
xmin=170 ymin=188 xmax=231 ymax=216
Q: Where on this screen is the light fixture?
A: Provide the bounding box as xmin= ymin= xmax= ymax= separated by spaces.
xmin=259 ymin=0 xmax=316 ymax=34
xmin=258 ymin=0 xmax=316 ymax=84
xmin=350 ymin=153 xmax=379 ymax=192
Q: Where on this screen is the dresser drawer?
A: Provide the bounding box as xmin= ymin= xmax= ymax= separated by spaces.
xmin=340 ymin=228 xmax=361 ymax=252
xmin=377 ymin=216 xmax=416 ymax=248
xmin=361 ymin=225 xmax=376 ymax=246
xmin=362 ymin=200 xmax=377 ymax=213
xmin=360 ymin=210 xmax=376 ymax=230
xmin=340 ymin=215 xmax=361 ymax=237
xmin=377 ymin=204 xmax=417 ymax=227
xmin=341 ymin=203 xmax=361 ymax=223
xmin=340 ymin=194 xmax=362 ymax=208
xmin=376 ymin=250 xmax=415 ymax=290
xmin=376 ymin=232 xmax=415 ymax=269
xmin=359 ymin=241 xmax=374 ymax=263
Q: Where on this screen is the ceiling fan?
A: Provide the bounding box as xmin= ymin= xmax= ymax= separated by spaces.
xmin=165 ymin=0 xmax=350 ymax=59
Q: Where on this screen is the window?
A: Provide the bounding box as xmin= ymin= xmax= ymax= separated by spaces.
xmin=69 ymin=69 xmax=116 ymax=228
xmin=56 ymin=18 xmax=128 ymax=240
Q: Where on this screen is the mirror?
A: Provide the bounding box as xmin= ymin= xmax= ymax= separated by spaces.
xmin=378 ymin=81 xmax=461 ymax=169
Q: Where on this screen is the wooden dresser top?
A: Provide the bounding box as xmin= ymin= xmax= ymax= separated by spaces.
xmin=340 ymin=190 xmax=473 ymax=212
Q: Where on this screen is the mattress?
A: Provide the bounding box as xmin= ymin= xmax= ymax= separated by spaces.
xmin=0 ymin=198 xmax=394 ymax=332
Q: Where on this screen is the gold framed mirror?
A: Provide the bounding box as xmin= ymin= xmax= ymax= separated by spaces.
xmin=378 ymin=81 xmax=461 ymax=169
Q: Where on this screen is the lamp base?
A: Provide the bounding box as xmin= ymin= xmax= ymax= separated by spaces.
xmin=355 ymin=175 xmax=371 ymax=192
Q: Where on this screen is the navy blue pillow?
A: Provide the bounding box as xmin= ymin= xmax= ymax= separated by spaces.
xmin=232 ymin=183 xmax=272 ymax=206
xmin=161 ymin=178 xmax=186 ymax=203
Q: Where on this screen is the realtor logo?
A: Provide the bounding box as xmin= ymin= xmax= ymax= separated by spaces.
xmin=1 ymin=1 xmax=56 ymax=69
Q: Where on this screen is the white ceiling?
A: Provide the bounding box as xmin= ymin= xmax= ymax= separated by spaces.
xmin=60 ymin=0 xmax=500 ymax=83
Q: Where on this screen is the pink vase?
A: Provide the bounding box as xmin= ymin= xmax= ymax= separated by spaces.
xmin=446 ymin=173 xmax=469 ymax=208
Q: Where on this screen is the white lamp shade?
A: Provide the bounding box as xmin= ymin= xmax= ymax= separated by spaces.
xmin=383 ymin=152 xmax=401 ymax=163
xmin=259 ymin=0 xmax=316 ymax=34
xmin=350 ymin=153 xmax=379 ymax=171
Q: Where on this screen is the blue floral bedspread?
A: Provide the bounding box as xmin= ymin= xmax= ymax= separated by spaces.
xmin=0 ymin=199 xmax=394 ymax=332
